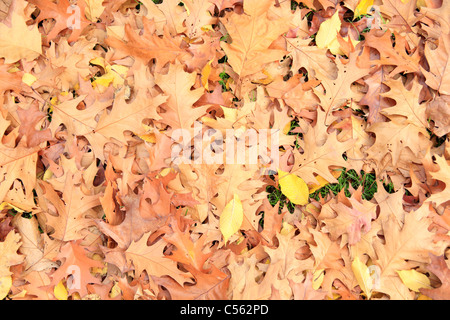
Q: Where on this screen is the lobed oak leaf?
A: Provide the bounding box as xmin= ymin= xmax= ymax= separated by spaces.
xmin=314 ymin=52 xmax=370 ymax=126
xmin=0 ymin=0 xmax=41 ymax=63
xmin=0 ymin=230 xmax=24 ymax=278
xmin=96 ymin=192 xmax=168 ymax=249
xmin=425 ymin=155 xmax=450 ymax=207
xmin=106 ymin=18 xmax=191 ymax=71
xmin=164 ymin=219 xmax=212 ymax=271
xmin=289 ymin=272 xmax=329 ymax=300
xmin=12 ymin=215 xmax=58 ymax=273
xmin=28 ymin=0 xmax=91 ymax=43
xmin=420 ymin=254 xmax=450 ymax=300
xmin=220 ymin=0 xmax=289 ymax=77
xmin=125 ymin=234 xmax=188 ymax=285
xmin=48 ymin=241 xmax=104 ymax=298
xmin=372 ymin=205 xmax=439 ymax=299
xmin=421 ymin=33 xmax=450 ymax=95
xmin=155 ymin=63 xmax=206 ymax=132
xmin=380 ymin=78 xmax=428 ymax=130
xmin=290 ymin=122 xmax=354 ymax=185
xmin=153 ymin=264 xmax=229 ymax=300
xmin=39 ymin=173 xmax=101 ymax=242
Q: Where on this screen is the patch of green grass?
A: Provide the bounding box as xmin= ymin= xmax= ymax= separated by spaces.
xmin=286 ymin=119 xmax=302 ymax=149
xmin=309 ymin=169 xmax=379 ymax=201
xmin=308 ymin=169 xmax=393 ymax=201
xmin=218 ymin=71 xmax=230 ymax=91
xmin=266 ymin=184 xmax=296 ymax=214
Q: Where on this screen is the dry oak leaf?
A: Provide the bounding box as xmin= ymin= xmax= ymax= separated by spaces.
xmin=372 ymin=207 xmax=440 ymax=299
xmin=220 ymin=0 xmax=289 ymax=77
xmin=426 ymin=95 xmax=450 ymax=137
xmin=314 ymin=52 xmax=370 ymax=126
xmin=323 ymin=194 xmax=377 ymax=245
xmin=420 ymin=254 xmax=450 ymax=300
xmin=28 ymin=0 xmax=91 ymax=43
xmin=155 ymin=63 xmax=206 ymax=132
xmin=17 ymin=101 xmax=52 ymax=148
xmin=421 ymin=33 xmax=450 ymax=95
xmin=48 ymin=241 xmax=104 ymax=298
xmin=0 ymin=63 xmax=26 ymax=103
xmin=363 ymin=30 xmax=421 ymax=76
xmin=380 ymin=78 xmax=428 ymax=130
xmin=0 ymin=230 xmax=24 ymax=277
xmin=125 ymin=234 xmax=189 ymax=285
xmin=308 ymin=228 xmax=345 ymax=270
xmin=157 ymin=0 xmax=188 ymax=36
xmin=0 ymin=117 xmax=39 ymax=205
xmin=263 ymin=231 xmax=314 ymax=279
xmin=93 ymin=89 xmax=167 ymax=146
xmin=418 ymin=0 xmax=450 ymax=34
xmin=0 ymin=0 xmax=41 ymax=63
xmin=183 ymin=0 xmax=216 ymax=40
xmin=96 ymin=193 xmax=168 ymax=249
xmin=366 ymin=117 xmax=430 ymax=169
xmin=12 ymin=215 xmax=58 ymax=273
xmin=425 ymin=155 xmax=450 ymax=207
xmin=285 ymin=37 xmax=337 ymax=80
xmin=39 ymin=173 xmax=101 ymax=242
xmin=291 ymin=123 xmax=354 ymax=185
xmin=153 ymin=264 xmax=230 ymax=300
xmin=359 ymin=66 xmax=391 ymax=124
xmin=20 ymin=270 xmax=52 ymax=300
xmin=105 ymin=18 xmax=190 ymax=71
xmin=178 ymin=162 xmax=220 ymax=222
xmin=380 ymin=0 xmax=419 ymax=33
xmin=227 ymin=253 xmax=281 ymax=300
xmin=164 ymin=218 xmax=212 ymax=271
xmin=210 ymin=164 xmax=264 ymax=233
xmin=289 ymin=272 xmax=329 ymax=300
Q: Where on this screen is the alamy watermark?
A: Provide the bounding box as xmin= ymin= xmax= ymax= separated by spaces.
xmin=66 ymin=4 xmax=81 ymax=30
xmin=170 ymin=121 xmax=280 ymax=173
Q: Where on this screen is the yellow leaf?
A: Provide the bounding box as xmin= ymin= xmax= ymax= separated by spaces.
xmin=351 ymin=256 xmax=374 ymax=299
xmin=201 ymin=25 xmax=214 ymax=32
xmin=416 ymin=0 xmax=426 ymax=7
xmin=312 ymin=269 xmax=325 ymax=290
xmin=109 ymin=282 xmax=122 ymax=299
xmin=22 ymin=73 xmax=37 ymax=86
xmin=138 ymin=133 xmax=156 ymax=143
xmin=91 ymin=254 xmax=107 ymax=275
xmin=280 ymin=222 xmax=294 ymax=235
xmin=159 ymin=168 xmax=173 ymax=177
xmin=316 ymin=11 xmax=341 ymax=51
xmin=90 ymin=57 xmax=106 ymax=68
xmin=91 ymin=60 xmax=128 ymax=91
xmin=220 ymin=194 xmax=244 ymax=243
xmin=54 ymin=280 xmax=68 ymax=300
xmin=327 ymin=35 xmax=360 ymax=55
xmin=397 ymin=269 xmax=432 ymax=292
xmin=221 ymin=106 xmax=238 ymax=122
xmin=201 ymin=60 xmax=213 ymax=90
xmin=42 ymin=168 xmax=53 ymax=181
xmin=0 ymin=275 xmax=12 ymax=300
xmin=0 ymin=202 xmax=25 ymax=213
xmin=278 ymin=169 xmax=309 ymax=205
xmin=354 ymin=0 xmax=374 ymax=17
